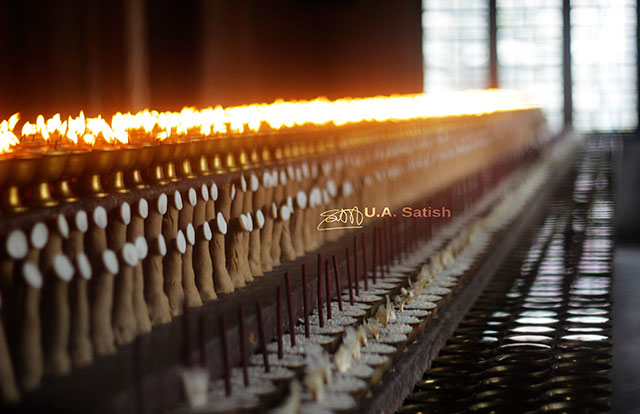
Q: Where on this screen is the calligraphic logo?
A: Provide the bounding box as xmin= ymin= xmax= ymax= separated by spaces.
xmin=317 ymin=207 xmax=364 ymax=231
xmin=317 ymin=205 xmax=451 ymax=231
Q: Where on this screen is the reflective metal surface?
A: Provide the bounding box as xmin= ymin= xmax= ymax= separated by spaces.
xmin=397 ymin=137 xmax=615 ymax=413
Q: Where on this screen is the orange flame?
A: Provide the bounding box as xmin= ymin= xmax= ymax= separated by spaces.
xmin=86 ymin=115 xmax=128 ymax=145
xmin=43 ymin=113 xmax=68 ymax=144
xmin=36 ymin=115 xmax=49 ymax=140
xmin=67 ymin=112 xmax=86 ymax=144
xmin=8 ymin=113 xmax=19 ymax=131
xmin=0 ymin=113 xmax=20 ymax=153
xmin=82 ymin=133 xmax=96 ymax=146
xmin=21 ymin=122 xmax=36 ymax=137
xmin=0 ymin=89 xmax=538 ymax=154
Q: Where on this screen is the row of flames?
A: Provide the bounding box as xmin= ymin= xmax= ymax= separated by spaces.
xmin=0 ymin=90 xmax=537 ymax=154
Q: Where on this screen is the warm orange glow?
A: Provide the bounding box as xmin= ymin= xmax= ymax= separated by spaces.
xmin=86 ymin=115 xmax=128 ymax=145
xmin=21 ymin=121 xmax=37 ymax=138
xmin=8 ymin=113 xmax=20 ymax=131
xmin=199 ymin=106 xmax=226 ymax=136
xmin=0 ymin=113 xmax=20 ymax=153
xmin=46 ymin=113 xmax=67 ymax=138
xmin=0 ymin=89 xmax=538 ymax=154
xmin=67 ymin=112 xmax=86 ymax=145
xmin=82 ymin=133 xmax=96 ymax=146
xmin=36 ymin=115 xmax=49 ymax=140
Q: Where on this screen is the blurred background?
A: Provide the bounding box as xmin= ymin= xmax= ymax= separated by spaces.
xmin=0 ymin=0 xmax=639 ymax=410
xmin=0 ymin=0 xmax=638 ymax=230
xmin=0 ymin=0 xmax=637 ymax=136
xmin=424 ymin=0 xmax=637 ymax=134
xmin=0 ymin=0 xmax=424 ymax=118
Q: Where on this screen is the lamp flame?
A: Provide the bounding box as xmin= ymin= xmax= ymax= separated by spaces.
xmin=0 ymin=113 xmax=20 ymax=153
xmin=36 ymin=115 xmax=49 ymax=140
xmin=86 ymin=115 xmax=128 ymax=145
xmin=0 ymin=89 xmax=538 ymax=154
xmin=67 ymin=112 xmax=86 ymax=145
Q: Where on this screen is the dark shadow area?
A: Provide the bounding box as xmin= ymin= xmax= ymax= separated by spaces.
xmin=613 ymin=244 xmax=640 ymax=413
xmin=613 ymin=133 xmax=640 ymax=413
xmin=616 ymin=134 xmax=640 ymax=243
xmin=0 ymin=0 xmax=423 ymax=119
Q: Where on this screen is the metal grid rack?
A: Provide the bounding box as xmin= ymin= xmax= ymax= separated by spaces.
xmin=396 ymin=136 xmax=615 ymax=413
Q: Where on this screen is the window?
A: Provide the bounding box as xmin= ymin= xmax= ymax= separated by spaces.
xmin=422 ymin=0 xmax=638 ymax=133
xmin=572 ymin=0 xmax=637 ymax=131
xmin=498 ymin=0 xmax=564 ymax=134
xmin=422 ymin=0 xmax=489 ymax=92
